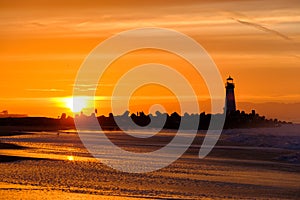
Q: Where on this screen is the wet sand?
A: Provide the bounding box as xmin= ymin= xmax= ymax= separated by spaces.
xmin=0 ymin=182 xmax=148 ymax=200
xmin=0 ymin=125 xmax=299 ymax=199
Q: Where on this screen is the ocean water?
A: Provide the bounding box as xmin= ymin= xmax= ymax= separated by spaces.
xmin=0 ymin=125 xmax=299 ymax=199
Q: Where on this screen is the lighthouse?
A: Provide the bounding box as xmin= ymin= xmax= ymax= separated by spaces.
xmin=225 ymin=76 xmax=236 ymax=113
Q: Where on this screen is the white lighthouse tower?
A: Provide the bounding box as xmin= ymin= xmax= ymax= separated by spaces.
xmin=225 ymin=76 xmax=236 ymax=113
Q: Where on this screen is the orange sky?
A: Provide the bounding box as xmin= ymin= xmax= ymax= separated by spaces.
xmin=0 ymin=0 xmax=299 ymax=122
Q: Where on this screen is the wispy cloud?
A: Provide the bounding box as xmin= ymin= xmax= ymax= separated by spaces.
xmin=26 ymin=88 xmax=64 ymax=92
xmin=231 ymin=17 xmax=292 ymax=41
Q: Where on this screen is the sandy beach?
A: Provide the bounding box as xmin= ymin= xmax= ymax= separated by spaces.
xmin=0 ymin=125 xmax=299 ymax=199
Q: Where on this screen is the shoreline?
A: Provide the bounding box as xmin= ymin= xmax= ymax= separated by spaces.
xmin=0 ymin=125 xmax=299 ymax=199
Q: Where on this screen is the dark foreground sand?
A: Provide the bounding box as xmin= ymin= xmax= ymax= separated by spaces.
xmin=0 ymin=125 xmax=299 ymax=199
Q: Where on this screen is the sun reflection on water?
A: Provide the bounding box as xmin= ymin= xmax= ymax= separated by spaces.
xmin=67 ymin=156 xmax=74 ymax=161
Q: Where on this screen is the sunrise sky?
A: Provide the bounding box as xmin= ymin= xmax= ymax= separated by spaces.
xmin=0 ymin=0 xmax=299 ymax=122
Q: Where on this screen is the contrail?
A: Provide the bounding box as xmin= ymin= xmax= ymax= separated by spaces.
xmin=233 ymin=18 xmax=292 ymax=41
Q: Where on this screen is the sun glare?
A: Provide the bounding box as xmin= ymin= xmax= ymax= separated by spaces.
xmin=64 ymin=96 xmax=90 ymax=113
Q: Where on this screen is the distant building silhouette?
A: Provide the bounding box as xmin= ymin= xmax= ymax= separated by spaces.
xmin=60 ymin=113 xmax=67 ymax=120
xmin=225 ymin=76 xmax=236 ymax=113
xmin=0 ymin=110 xmax=27 ymax=118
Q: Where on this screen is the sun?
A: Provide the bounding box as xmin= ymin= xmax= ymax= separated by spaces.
xmin=64 ymin=96 xmax=90 ymax=113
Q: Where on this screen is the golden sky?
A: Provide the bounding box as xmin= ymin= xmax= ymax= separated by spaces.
xmin=0 ymin=0 xmax=299 ymax=122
